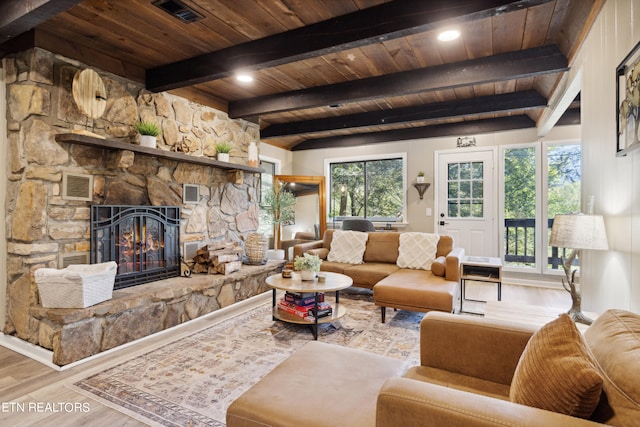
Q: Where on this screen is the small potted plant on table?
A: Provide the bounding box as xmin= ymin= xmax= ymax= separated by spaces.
xmin=215 ymin=141 xmax=233 ymax=162
xmin=135 ymin=120 xmax=160 ymax=148
xmin=417 ymin=171 xmax=425 ymax=183
xmin=294 ymin=253 xmax=322 ymax=281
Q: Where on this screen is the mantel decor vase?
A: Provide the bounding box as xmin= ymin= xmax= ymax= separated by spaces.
xmin=245 ymin=233 xmax=267 ymax=265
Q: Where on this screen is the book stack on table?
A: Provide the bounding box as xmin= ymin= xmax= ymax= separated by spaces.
xmin=277 ymin=292 xmax=333 ymax=322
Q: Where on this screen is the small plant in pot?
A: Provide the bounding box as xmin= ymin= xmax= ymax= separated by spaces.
xmin=215 ymin=141 xmax=233 ymax=162
xmin=294 ymin=253 xmax=322 ymax=281
xmin=417 ymin=171 xmax=425 ymax=183
xmin=135 ymin=120 xmax=160 ymax=148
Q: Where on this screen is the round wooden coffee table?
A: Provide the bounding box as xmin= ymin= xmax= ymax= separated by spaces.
xmin=265 ymin=271 xmax=352 ymax=339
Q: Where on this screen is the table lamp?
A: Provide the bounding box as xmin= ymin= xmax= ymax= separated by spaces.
xmin=549 ymin=214 xmax=608 ymax=325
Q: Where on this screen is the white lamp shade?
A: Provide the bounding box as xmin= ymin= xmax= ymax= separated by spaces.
xmin=549 ymin=214 xmax=609 ymax=250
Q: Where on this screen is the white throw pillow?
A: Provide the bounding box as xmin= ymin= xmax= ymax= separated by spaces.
xmin=397 ymin=232 xmax=439 ymax=270
xmin=327 ymin=230 xmax=369 ymax=264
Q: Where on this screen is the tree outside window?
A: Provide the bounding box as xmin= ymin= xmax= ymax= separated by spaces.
xmin=502 ymin=142 xmax=581 ymax=272
xmin=329 ymin=157 xmax=404 ymax=222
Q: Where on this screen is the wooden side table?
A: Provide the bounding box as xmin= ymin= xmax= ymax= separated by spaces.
xmin=459 ymin=256 xmax=502 ymax=314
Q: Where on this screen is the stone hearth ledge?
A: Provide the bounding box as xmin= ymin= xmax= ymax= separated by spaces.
xmin=29 ymin=261 xmax=285 ymax=366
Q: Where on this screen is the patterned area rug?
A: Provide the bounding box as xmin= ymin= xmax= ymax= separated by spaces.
xmin=72 ymin=292 xmax=423 ymax=426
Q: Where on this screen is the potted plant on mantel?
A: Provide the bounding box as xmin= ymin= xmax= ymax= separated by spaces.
xmin=294 ymin=253 xmax=322 ymax=280
xmin=417 ymin=171 xmax=425 ymax=183
xmin=215 ymin=141 xmax=233 ymax=162
xmin=135 ymin=120 xmax=160 ymax=148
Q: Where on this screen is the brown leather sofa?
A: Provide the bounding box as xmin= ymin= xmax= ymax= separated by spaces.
xmin=293 ymin=229 xmax=464 ymax=320
xmin=227 ymin=309 xmax=639 ymax=427
xmin=279 ymin=231 xmax=316 ymax=261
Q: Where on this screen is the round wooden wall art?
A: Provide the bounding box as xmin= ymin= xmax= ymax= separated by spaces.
xmin=72 ymin=68 xmax=107 ymax=119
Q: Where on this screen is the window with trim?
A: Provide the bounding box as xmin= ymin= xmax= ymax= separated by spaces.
xmin=500 ymin=141 xmax=581 ymax=274
xmin=327 ymin=154 xmax=406 ymax=223
xmin=258 ymin=159 xmax=276 ymax=236
xmin=447 ymin=161 xmax=484 ymax=218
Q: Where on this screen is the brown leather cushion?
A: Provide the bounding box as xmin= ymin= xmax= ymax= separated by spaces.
xmin=307 ymin=247 xmax=329 ymax=259
xmin=431 ymin=256 xmax=446 ymax=277
xmin=404 ymin=365 xmax=511 ymax=401
xmin=436 ymin=235 xmax=453 ymax=257
xmin=510 ymin=314 xmax=603 ymax=419
xmin=319 ymin=260 xmax=348 ymax=274
xmin=363 ymin=232 xmax=400 ymax=263
xmin=374 ymin=269 xmax=457 ymax=312
xmin=342 ymin=263 xmax=400 ymax=288
xmin=584 ymin=309 xmax=640 ymax=425
xmin=226 ymin=341 xmax=407 ymax=427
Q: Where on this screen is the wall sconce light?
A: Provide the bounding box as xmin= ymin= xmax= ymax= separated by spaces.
xmin=457 ymin=136 xmax=476 ymax=147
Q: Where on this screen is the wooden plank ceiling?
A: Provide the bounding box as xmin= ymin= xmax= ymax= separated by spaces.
xmin=0 ymin=0 xmax=601 ymax=151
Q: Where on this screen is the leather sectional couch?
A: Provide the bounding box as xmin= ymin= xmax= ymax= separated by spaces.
xmin=227 ymin=309 xmax=640 ymax=426
xmin=292 ymin=229 xmax=465 ymax=320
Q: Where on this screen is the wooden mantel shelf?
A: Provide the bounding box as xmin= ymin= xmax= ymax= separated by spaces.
xmin=55 ymin=133 xmax=263 ymax=173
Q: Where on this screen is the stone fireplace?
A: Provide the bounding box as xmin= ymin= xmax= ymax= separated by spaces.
xmin=91 ymin=205 xmax=181 ymax=289
xmin=3 ymin=48 xmax=280 ymax=365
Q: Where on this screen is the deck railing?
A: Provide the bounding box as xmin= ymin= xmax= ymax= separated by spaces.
xmin=504 ymin=218 xmax=574 ymax=269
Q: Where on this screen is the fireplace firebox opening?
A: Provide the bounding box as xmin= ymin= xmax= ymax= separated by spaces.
xmin=91 ymin=205 xmax=181 ymax=289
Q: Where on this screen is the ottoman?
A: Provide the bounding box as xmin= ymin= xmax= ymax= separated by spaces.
xmin=226 ymin=341 xmax=408 ymax=427
xmin=373 ymin=269 xmax=459 ymax=322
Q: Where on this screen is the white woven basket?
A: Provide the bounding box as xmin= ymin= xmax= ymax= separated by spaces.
xmin=34 ymin=261 xmax=117 ymax=308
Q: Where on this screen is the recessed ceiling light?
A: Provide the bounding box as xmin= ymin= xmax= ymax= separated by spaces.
xmin=437 ymin=30 xmax=460 ymax=42
xmin=236 ymin=74 xmax=253 ymax=83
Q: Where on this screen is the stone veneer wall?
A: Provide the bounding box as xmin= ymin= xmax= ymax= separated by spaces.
xmin=3 ymin=48 xmax=265 ymax=355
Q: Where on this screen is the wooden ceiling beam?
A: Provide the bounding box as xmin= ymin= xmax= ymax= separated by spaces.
xmin=556 ymin=107 xmax=581 ymax=126
xmin=0 ymin=0 xmax=83 ymax=42
xmin=231 ymin=45 xmax=567 ymax=119
xmin=291 ymin=116 xmax=537 ymax=151
xmin=146 ymin=0 xmax=553 ymax=92
xmin=261 ymin=90 xmax=547 ymax=138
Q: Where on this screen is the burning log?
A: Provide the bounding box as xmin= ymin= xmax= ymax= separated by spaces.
xmin=192 ymin=242 xmax=243 ymax=275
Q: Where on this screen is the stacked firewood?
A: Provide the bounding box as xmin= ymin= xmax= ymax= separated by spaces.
xmin=191 ymin=241 xmax=243 ymax=275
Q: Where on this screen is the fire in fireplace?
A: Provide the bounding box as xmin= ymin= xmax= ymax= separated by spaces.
xmin=91 ymin=205 xmax=181 ymax=289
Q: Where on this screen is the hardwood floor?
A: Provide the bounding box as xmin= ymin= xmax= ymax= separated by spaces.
xmin=0 ymin=283 xmax=571 ymax=426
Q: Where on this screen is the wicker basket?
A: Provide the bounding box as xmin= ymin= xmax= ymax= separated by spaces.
xmin=245 ymin=233 xmax=267 ymax=264
xmin=34 ymin=261 xmax=117 ymax=308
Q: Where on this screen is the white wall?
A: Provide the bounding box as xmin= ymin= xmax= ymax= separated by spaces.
xmin=282 ymin=194 xmax=318 ymax=239
xmin=291 ymin=126 xmax=579 ymax=233
xmin=575 ymin=0 xmax=640 ymax=313
xmin=259 ymin=142 xmax=293 ymax=175
xmin=0 ymin=63 xmax=6 ymax=330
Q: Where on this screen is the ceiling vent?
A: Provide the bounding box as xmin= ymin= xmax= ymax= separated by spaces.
xmin=153 ymin=0 xmax=203 ymax=23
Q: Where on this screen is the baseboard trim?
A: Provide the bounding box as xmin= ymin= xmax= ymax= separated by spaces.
xmin=0 ymin=291 xmax=271 ymax=372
